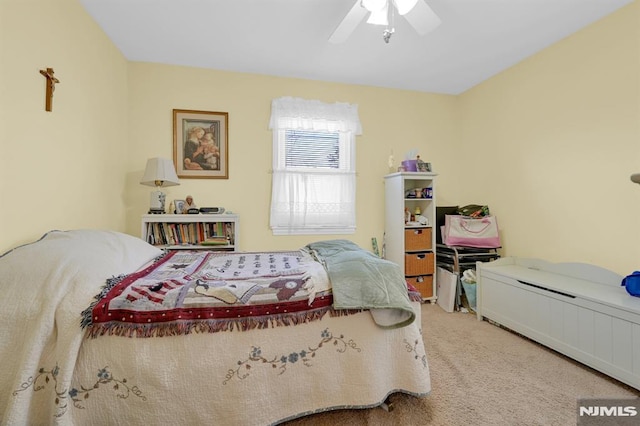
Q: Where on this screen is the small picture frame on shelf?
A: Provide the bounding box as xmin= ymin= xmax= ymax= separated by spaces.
xmin=417 ymin=161 xmax=432 ymax=172
xmin=174 ymin=199 xmax=185 ymax=214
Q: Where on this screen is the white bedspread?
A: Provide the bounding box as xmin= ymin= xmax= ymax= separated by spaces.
xmin=0 ymin=230 xmax=162 ymax=425
xmin=0 ymin=230 xmax=431 ymax=425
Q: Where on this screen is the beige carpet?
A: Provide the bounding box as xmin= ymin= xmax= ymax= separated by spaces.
xmin=283 ymin=303 xmax=640 ymax=425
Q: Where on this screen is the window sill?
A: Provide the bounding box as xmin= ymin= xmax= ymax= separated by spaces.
xmin=271 ymin=227 xmax=355 ymax=236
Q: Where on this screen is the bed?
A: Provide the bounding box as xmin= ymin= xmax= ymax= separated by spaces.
xmin=0 ymin=230 xmax=431 ymax=425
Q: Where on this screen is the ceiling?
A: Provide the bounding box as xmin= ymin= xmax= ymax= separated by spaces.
xmin=80 ymin=0 xmax=633 ymax=95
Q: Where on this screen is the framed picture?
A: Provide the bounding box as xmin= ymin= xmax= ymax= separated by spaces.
xmin=417 ymin=161 xmax=432 ymax=172
xmin=173 ymin=109 xmax=229 ymax=179
xmin=173 ymin=199 xmax=185 ymax=214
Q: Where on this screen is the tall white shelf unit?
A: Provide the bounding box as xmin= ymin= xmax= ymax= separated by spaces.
xmin=384 ymin=172 xmax=437 ymax=302
xmin=141 ymin=214 xmax=239 ymax=251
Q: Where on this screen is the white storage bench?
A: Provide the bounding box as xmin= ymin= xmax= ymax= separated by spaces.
xmin=476 ymin=257 xmax=640 ymax=390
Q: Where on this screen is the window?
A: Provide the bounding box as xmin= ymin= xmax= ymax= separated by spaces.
xmin=269 ymin=97 xmax=362 ymax=235
xmin=283 ymin=130 xmax=341 ymax=169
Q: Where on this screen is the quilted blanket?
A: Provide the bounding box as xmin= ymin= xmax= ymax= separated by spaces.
xmin=304 ymin=239 xmax=416 ymax=329
xmin=83 ymin=249 xmax=336 ymax=338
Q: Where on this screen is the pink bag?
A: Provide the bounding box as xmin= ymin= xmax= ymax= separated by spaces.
xmin=444 ymin=215 xmax=501 ymax=248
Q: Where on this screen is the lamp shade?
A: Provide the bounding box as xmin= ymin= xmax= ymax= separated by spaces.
xmin=366 ymin=6 xmax=389 ymax=25
xmin=394 ymin=0 xmax=418 ymax=15
xmin=140 ymin=157 xmax=180 ymax=187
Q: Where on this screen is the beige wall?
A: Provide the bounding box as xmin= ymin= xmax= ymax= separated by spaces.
xmin=456 ymin=1 xmax=640 ymax=274
xmin=125 ymin=64 xmax=457 ymax=251
xmin=2 ymin=0 xmax=639 ymax=276
xmin=1 ymin=0 xmax=129 ymax=252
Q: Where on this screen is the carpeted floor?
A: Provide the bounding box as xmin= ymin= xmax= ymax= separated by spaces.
xmin=283 ymin=303 xmax=640 ymax=425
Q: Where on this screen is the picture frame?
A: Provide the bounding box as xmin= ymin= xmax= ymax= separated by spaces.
xmin=173 ymin=109 xmax=229 ymax=179
xmin=173 ymin=199 xmax=185 ymax=214
xmin=417 ymin=161 xmax=432 ymax=172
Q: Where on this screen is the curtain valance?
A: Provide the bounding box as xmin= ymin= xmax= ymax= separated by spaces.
xmin=269 ymin=97 xmax=362 ymax=135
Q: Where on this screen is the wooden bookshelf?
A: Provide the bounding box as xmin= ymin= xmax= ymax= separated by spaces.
xmin=141 ymin=214 xmax=239 ymax=251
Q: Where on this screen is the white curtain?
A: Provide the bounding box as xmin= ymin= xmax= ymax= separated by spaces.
xmin=269 ymin=97 xmax=362 ymax=135
xmin=269 ymin=97 xmax=362 ymax=235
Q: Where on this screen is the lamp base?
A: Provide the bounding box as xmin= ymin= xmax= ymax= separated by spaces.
xmin=149 ymin=190 xmax=166 ymax=213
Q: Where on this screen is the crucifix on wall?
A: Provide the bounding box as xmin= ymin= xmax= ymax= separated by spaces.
xmin=39 ymin=67 xmax=60 ymax=112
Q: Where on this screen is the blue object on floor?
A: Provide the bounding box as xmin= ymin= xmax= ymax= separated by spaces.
xmin=461 ymin=279 xmax=477 ymax=310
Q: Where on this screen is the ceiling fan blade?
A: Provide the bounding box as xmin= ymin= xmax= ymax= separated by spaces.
xmin=404 ymin=0 xmax=441 ymax=36
xmin=328 ymin=0 xmax=369 ymax=44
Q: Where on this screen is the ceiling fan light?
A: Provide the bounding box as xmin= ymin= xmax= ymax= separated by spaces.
xmin=362 ymin=0 xmax=387 ymax=13
xmin=366 ymin=6 xmax=389 ymax=26
xmin=394 ymin=0 xmax=418 ymax=15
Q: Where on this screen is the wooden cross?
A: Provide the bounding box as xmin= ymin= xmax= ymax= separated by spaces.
xmin=39 ymin=67 xmax=60 ymax=112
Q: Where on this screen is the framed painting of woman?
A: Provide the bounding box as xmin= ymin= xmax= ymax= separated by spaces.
xmin=173 ymin=109 xmax=229 ymax=179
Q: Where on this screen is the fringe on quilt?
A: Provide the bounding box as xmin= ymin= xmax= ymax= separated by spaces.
xmin=84 ymin=306 xmax=364 ymax=339
xmin=80 ymin=274 xmax=125 ymax=329
xmin=408 ymin=290 xmax=423 ymax=303
xmin=80 ymin=251 xmax=171 ymax=330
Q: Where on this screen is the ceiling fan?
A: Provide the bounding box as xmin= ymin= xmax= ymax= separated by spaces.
xmin=329 ymin=0 xmax=441 ymax=44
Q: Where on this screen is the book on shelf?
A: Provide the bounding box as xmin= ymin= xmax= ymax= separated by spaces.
xmin=167 ymin=224 xmax=176 ymax=245
xmin=145 ymin=219 xmax=235 ymax=247
xmin=201 ymin=236 xmax=230 ymax=246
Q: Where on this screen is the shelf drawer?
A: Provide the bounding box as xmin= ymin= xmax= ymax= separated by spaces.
xmin=405 ymin=252 xmax=435 ymax=275
xmin=404 ymin=228 xmax=432 ymax=251
xmin=407 ymin=275 xmax=434 ymax=299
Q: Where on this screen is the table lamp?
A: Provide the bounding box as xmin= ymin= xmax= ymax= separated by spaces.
xmin=140 ymin=157 xmax=180 ymax=213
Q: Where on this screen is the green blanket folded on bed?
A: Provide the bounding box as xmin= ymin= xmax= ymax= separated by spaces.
xmin=304 ymin=239 xmax=415 ymax=329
